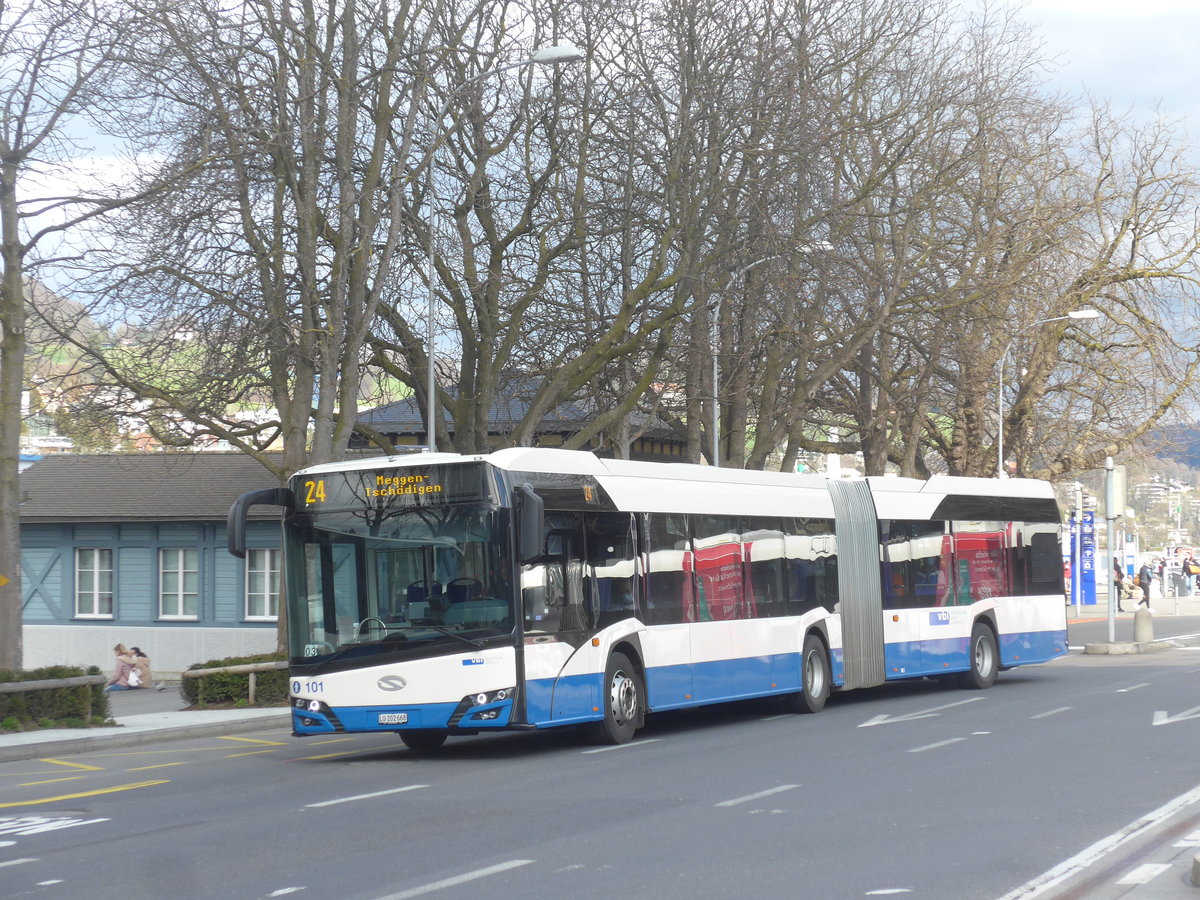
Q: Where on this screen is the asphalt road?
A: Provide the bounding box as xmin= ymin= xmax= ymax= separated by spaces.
xmin=2 ymin=636 xmax=1199 ymax=900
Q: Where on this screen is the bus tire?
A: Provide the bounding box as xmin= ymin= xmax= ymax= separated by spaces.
xmin=961 ymin=621 xmax=998 ymax=690
xmin=785 ymin=633 xmax=830 ymax=714
xmin=590 ymin=651 xmax=642 ymax=745
xmin=399 ymin=730 xmax=447 ymax=752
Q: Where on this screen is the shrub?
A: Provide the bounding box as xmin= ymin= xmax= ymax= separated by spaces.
xmin=180 ymin=652 xmax=288 ymax=707
xmin=0 ymin=666 xmax=110 ymax=729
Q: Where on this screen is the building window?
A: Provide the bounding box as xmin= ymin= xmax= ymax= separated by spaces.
xmin=246 ymin=548 xmax=281 ymax=620
xmin=160 ymin=548 xmax=199 ymax=619
xmin=75 ymin=548 xmax=113 ymax=618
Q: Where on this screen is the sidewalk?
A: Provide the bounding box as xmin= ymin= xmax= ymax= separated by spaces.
xmin=1067 ymin=584 xmax=1200 ymax=621
xmin=0 ymin=680 xmax=290 ymax=763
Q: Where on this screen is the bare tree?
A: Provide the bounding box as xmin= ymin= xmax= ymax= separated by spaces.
xmin=0 ymin=0 xmax=142 ymax=670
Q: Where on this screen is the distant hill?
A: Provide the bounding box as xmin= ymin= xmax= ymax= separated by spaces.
xmin=1155 ymin=424 xmax=1200 ymax=469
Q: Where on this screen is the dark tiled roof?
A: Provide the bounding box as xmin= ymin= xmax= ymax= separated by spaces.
xmin=358 ymin=374 xmax=675 ymax=439
xmin=19 ymin=453 xmax=284 ymax=523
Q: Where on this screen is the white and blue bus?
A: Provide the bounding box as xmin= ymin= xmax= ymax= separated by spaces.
xmin=228 ymin=448 xmax=1067 ymax=750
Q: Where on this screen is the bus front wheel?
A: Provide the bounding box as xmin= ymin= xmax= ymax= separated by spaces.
xmin=785 ymin=633 xmax=830 ymax=714
xmin=590 ymin=651 xmax=643 ymax=745
xmin=399 ymin=730 xmax=447 ymax=752
xmin=961 ymin=622 xmax=998 ymax=690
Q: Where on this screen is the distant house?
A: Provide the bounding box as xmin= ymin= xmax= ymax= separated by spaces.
xmin=19 ymin=454 xmax=285 ymax=676
xmin=353 ymin=373 xmax=688 ymax=461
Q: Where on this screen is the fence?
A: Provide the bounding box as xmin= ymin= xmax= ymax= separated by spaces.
xmin=181 ymin=660 xmax=288 ymax=705
xmin=0 ymin=674 xmax=108 ymax=723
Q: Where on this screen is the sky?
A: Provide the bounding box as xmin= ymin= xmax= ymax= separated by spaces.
xmin=1018 ymin=0 xmax=1200 ymax=140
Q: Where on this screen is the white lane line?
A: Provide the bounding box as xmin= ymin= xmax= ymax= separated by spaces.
xmin=1172 ymin=829 xmax=1200 ymax=848
xmin=760 ymin=714 xmax=793 ymax=721
xmin=1115 ymin=863 xmax=1171 ymax=885
xmin=1031 ymin=707 xmax=1073 ymax=719
xmin=304 ymin=784 xmax=427 ymax=809
xmin=373 ymin=859 xmax=534 ymax=900
xmin=907 ymin=737 xmax=967 ymax=753
xmin=1116 ymin=683 xmax=1150 ymax=693
xmin=997 ymin=781 xmax=1200 ymax=899
xmin=715 ymin=784 xmax=799 ymax=808
xmin=858 ymin=696 xmax=984 ymax=727
xmin=582 ymin=739 xmax=661 ymax=754
xmin=0 ymin=858 xmax=38 ymax=869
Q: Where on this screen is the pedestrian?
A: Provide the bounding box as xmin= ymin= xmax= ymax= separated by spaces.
xmin=1156 ymin=558 xmax=1166 ymax=597
xmin=129 ymin=646 xmax=156 ymax=690
xmin=1137 ymin=560 xmax=1154 ymax=608
xmin=1113 ymin=558 xmax=1129 ymax=612
xmin=1185 ymin=555 xmax=1198 ymax=597
xmin=104 ymin=644 xmax=138 ymax=692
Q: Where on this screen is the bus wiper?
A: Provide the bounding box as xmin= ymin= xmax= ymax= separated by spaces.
xmin=424 ymin=626 xmax=485 ymax=648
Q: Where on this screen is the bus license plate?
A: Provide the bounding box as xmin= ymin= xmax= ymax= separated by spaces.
xmin=378 ymin=713 xmax=408 ymax=724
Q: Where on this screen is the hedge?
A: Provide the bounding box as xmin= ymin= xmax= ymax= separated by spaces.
xmin=0 ymin=666 xmax=111 ymax=731
xmin=181 ymin=652 xmax=288 ymax=707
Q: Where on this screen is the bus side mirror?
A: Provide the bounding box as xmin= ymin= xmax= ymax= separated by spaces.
xmin=517 ymin=483 xmax=545 ymax=563
xmin=227 ymin=487 xmax=294 ymax=558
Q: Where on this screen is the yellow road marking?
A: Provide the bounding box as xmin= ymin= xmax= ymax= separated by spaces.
xmin=0 ymin=780 xmax=169 ymax=808
xmin=40 ymin=758 xmax=102 ymax=771
xmin=301 ymin=750 xmax=370 ymax=760
xmin=129 ymin=762 xmax=188 ymax=771
xmin=218 ymin=736 xmax=288 ymax=746
xmin=309 ymin=738 xmax=354 ymax=745
xmin=225 ymin=749 xmax=279 ymax=758
xmin=18 ymin=776 xmax=85 ymax=787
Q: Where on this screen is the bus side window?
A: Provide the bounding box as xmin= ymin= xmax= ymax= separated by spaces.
xmin=645 ymin=513 xmax=690 ymax=625
xmin=586 ymin=512 xmax=639 ymax=628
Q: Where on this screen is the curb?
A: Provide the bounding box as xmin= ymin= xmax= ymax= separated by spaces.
xmin=0 ymin=711 xmax=290 ymax=764
xmin=1082 ymin=641 xmax=1174 ymax=655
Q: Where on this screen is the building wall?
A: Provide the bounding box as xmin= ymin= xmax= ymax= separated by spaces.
xmin=20 ymin=519 xmax=281 ymax=676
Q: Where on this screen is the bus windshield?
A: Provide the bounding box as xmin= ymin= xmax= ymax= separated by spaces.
xmin=284 ymin=503 xmax=515 ymax=665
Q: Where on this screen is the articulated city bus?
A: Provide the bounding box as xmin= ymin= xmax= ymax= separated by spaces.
xmin=228 ymin=448 xmax=1067 ymax=750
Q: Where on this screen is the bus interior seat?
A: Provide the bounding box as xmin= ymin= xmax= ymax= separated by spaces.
xmin=446 ymin=578 xmax=482 ymax=604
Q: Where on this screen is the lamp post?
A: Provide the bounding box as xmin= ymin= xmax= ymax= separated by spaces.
xmin=995 ymin=308 xmax=1099 ymax=478
xmin=420 ymin=43 xmax=584 ymax=452
xmin=710 ymin=241 xmax=832 ymax=467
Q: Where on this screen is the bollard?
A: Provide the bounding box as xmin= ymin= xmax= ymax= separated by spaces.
xmin=1133 ymin=607 xmax=1154 ymax=643
xmin=1192 ymin=851 xmax=1200 ymax=886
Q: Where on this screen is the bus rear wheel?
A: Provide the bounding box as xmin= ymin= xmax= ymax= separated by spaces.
xmin=399 ymin=730 xmax=447 ymax=752
xmin=961 ymin=622 xmax=998 ymax=690
xmin=590 ymin=651 xmax=642 ymax=745
xmin=784 ymin=633 xmax=829 ymax=713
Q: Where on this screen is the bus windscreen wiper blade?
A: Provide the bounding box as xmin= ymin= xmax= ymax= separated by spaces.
xmin=425 ymin=626 xmax=485 ymax=648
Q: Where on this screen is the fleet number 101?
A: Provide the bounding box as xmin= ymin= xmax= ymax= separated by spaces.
xmin=293 ymin=680 xmax=324 ymax=693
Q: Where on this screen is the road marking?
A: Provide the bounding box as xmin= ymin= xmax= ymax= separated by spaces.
xmin=267 ymin=889 xmax=305 ymax=896
xmin=225 ymin=749 xmax=280 ymax=758
xmin=1117 ymin=683 xmax=1150 ymax=693
xmin=759 ymin=714 xmax=793 ymax=721
xmin=300 ymin=749 xmax=375 ymax=760
xmin=309 ymin=738 xmax=355 ymax=745
xmin=715 ymin=784 xmax=799 ymax=807
xmin=866 ymin=891 xmax=912 ymax=896
xmin=0 ymin=781 xmax=169 ymax=809
xmin=582 ymin=739 xmax=661 ymax=754
xmin=0 ymin=815 xmax=109 ymax=835
xmin=1172 ymin=829 xmax=1200 ymax=848
xmin=858 ymin=696 xmax=984 ymax=727
xmin=1153 ymin=703 xmax=1200 ymax=726
xmin=373 ymin=859 xmax=534 ymax=899
xmin=1115 ymin=863 xmax=1171 ymax=885
xmin=39 ymin=758 xmax=102 ymax=771
xmin=304 ymin=784 xmax=428 ymax=809
xmin=1031 ymin=707 xmax=1072 ymax=719
xmin=18 ymin=777 xmax=85 ymax=787
xmin=129 ymin=762 xmax=188 ymax=771
xmin=996 ymin=780 xmax=1200 ymax=899
xmin=0 ymin=858 xmax=37 ymax=869
xmin=907 ymin=737 xmax=967 ymax=753
xmin=219 ymin=736 xmax=288 ymax=746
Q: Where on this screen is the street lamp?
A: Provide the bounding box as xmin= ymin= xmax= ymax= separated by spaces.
xmin=421 ymin=43 xmax=584 ymax=452
xmin=995 ymin=308 xmax=1100 ymax=477
xmin=710 ymin=241 xmax=832 ymax=467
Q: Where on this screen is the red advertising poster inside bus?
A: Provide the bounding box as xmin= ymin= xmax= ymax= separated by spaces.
xmin=954 ymin=531 xmax=1007 ymax=602
xmin=689 ymin=540 xmax=756 ymax=621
